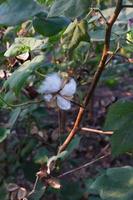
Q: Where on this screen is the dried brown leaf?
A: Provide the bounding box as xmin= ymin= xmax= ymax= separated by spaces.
xmin=46 ymin=178 xmax=61 ymax=189
xmin=7 ymin=183 xmax=19 ymax=192
xmin=17 ymin=187 xmax=27 ymax=200
xmin=10 ymin=190 xmax=18 ymax=200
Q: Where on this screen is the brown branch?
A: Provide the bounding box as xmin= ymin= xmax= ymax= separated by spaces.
xmin=58 ymin=0 xmax=123 ymax=153
xmin=122 ymin=5 xmax=133 ymax=8
xmin=81 ymin=127 xmax=113 ymax=135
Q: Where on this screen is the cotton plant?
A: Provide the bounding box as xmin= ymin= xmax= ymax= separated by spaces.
xmin=38 ymin=72 xmax=77 ymax=110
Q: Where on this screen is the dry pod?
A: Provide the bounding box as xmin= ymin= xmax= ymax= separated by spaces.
xmin=17 ymin=187 xmax=27 ymax=200
xmin=7 ymin=183 xmax=19 ymax=192
xmin=10 ymin=190 xmax=18 ymax=200
xmin=46 ymin=178 xmax=61 ymax=189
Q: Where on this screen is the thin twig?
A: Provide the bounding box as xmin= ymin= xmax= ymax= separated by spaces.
xmin=84 ymin=9 xmax=94 ymax=20
xmin=107 ymin=49 xmax=132 ymax=64
xmin=93 ymin=8 xmax=109 ymax=25
xmin=58 ymin=109 xmax=62 ymax=145
xmin=90 ymin=8 xmax=133 ymax=46
xmin=58 ymin=153 xmax=110 ymax=178
xmin=114 ymin=54 xmax=131 ymax=63
xmin=28 ymin=175 xmax=39 ymax=196
xmin=0 ymin=95 xmax=44 ymax=109
xmin=112 ymin=32 xmax=133 ymax=45
xmin=0 ymin=96 xmax=12 ymax=109
xmin=105 ymin=47 xmax=120 ymax=65
xmin=58 ymin=0 xmax=123 ymax=153
xmin=81 ymin=127 xmax=113 ymax=135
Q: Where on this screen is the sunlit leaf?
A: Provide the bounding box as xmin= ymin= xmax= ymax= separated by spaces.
xmin=0 ymin=0 xmax=42 ymax=26
xmin=61 ymin=19 xmax=90 ymax=51
xmin=4 ymin=37 xmax=47 ymax=57
xmin=90 ymin=166 xmax=133 ymax=200
xmin=0 ymin=128 xmax=10 ymax=143
xmin=4 ymin=55 xmax=45 ymax=95
xmin=48 ymin=0 xmax=92 ymax=18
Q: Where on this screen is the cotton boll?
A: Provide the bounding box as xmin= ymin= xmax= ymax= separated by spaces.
xmin=43 ymin=94 xmax=53 ymax=102
xmin=57 ymin=95 xmax=71 ymax=110
xmin=60 ymin=78 xmax=76 ymax=97
xmin=38 ymin=82 xmax=46 ymax=94
xmin=38 ymin=73 xmax=62 ymax=94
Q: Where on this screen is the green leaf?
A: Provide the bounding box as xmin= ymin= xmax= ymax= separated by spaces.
xmin=4 ymin=44 xmax=30 ymax=58
xmin=0 ymin=0 xmax=42 ymax=26
xmin=61 ymin=19 xmax=90 ymax=51
xmin=28 ymin=181 xmax=46 ymax=200
xmin=90 ymin=166 xmax=133 ymax=200
xmin=8 ymin=107 xmax=21 ymax=128
xmin=104 ymin=100 xmax=133 ymax=131
xmin=0 ymin=183 xmax=8 ymax=200
xmin=4 ymin=37 xmax=47 ymax=57
xmin=89 ymin=197 xmax=102 ymax=200
xmin=34 ymin=147 xmax=50 ymax=164
xmin=48 ymin=0 xmax=92 ymax=18
xmin=47 ymin=151 xmax=67 ymax=173
xmin=21 ymin=139 xmax=37 ymax=158
xmin=0 ymin=128 xmax=10 ymax=143
xmin=30 ymin=107 xmax=48 ymax=127
xmin=127 ymin=30 xmax=133 ymax=43
xmin=104 ymin=100 xmax=133 ymax=156
xmin=63 ymin=135 xmax=80 ymax=159
xmin=47 ymin=151 xmax=67 ymax=166
xmin=47 ymin=136 xmax=80 ymax=168
xmin=111 ymin=119 xmax=133 ymax=156
xmin=60 ymin=180 xmax=84 ymax=200
xmin=4 ymin=91 xmax=16 ymax=104
xmin=33 ymin=13 xmax=70 ymax=37
xmin=47 ymin=136 xmax=80 ymax=173
xmin=90 ymin=28 xmax=105 ymax=42
xmin=4 ymin=55 xmax=45 ymax=95
xmin=90 ymin=27 xmax=116 ymax=42
xmin=102 ymin=7 xmax=133 ymax=23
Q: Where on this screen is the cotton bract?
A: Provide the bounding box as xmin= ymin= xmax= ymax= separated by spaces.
xmin=38 ymin=73 xmax=76 ymax=110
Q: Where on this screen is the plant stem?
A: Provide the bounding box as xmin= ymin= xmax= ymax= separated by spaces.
xmin=81 ymin=127 xmax=113 ymax=135
xmin=58 ymin=0 xmax=123 ymax=153
xmin=58 ymin=153 xmax=110 ymax=178
xmin=28 ymin=175 xmax=39 ymax=196
xmin=0 ymin=95 xmax=43 ymax=109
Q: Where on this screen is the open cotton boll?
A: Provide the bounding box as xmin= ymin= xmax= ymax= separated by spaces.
xmin=38 ymin=73 xmax=62 ymax=94
xmin=43 ymin=94 xmax=53 ymax=102
xmin=38 ymin=72 xmax=77 ymax=110
xmin=60 ymin=78 xmax=76 ymax=97
xmin=57 ymin=95 xmax=71 ymax=110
